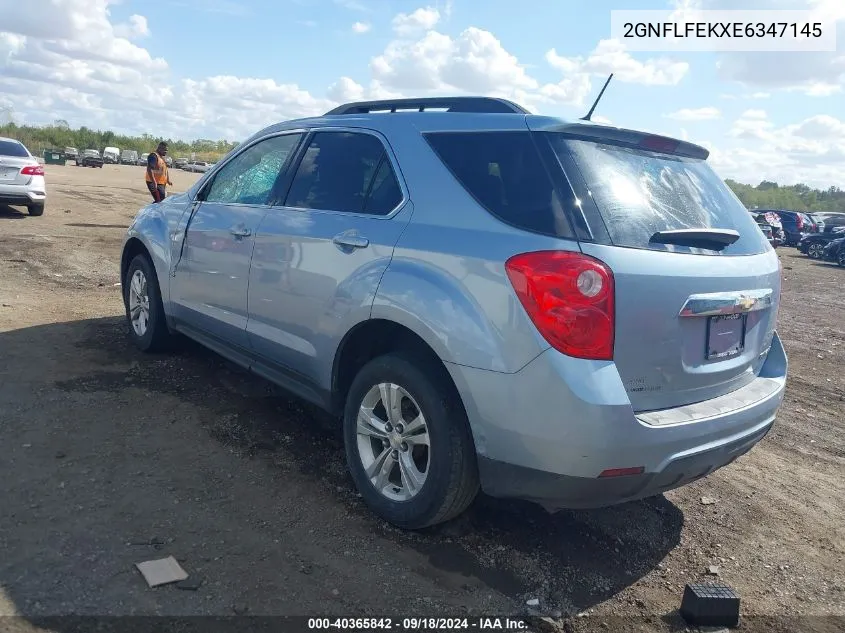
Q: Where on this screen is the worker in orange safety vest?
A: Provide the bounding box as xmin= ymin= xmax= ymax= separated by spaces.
xmin=145 ymin=141 xmax=172 ymax=203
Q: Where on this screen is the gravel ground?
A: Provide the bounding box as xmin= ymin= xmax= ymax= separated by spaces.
xmin=0 ymin=164 xmax=843 ymax=633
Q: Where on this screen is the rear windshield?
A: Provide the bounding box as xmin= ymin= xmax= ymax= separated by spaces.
xmin=0 ymin=140 xmax=29 ymax=157
xmin=551 ymin=137 xmax=770 ymax=256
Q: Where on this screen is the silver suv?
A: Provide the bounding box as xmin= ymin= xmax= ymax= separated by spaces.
xmin=120 ymin=97 xmax=787 ymax=529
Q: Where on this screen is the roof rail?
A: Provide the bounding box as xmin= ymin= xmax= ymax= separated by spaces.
xmin=324 ymin=97 xmax=529 ymax=116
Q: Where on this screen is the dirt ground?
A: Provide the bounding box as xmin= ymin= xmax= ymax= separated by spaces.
xmin=0 ymin=164 xmax=843 ymax=632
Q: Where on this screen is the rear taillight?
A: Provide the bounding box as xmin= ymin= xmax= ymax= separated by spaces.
xmin=505 ymin=251 xmax=615 ymax=360
xmin=21 ymin=165 xmax=45 ymax=176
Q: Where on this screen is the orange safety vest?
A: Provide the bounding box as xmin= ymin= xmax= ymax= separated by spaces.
xmin=145 ymin=152 xmax=168 ymax=185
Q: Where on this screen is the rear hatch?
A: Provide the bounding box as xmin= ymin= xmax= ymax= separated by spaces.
xmin=533 ymin=123 xmax=781 ymax=412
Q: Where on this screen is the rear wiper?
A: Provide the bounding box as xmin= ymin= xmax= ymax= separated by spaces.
xmin=649 ymin=228 xmax=740 ymax=251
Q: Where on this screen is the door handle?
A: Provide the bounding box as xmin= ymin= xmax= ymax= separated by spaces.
xmin=230 ymin=225 xmax=251 ymax=238
xmin=332 ymin=233 xmax=369 ymax=249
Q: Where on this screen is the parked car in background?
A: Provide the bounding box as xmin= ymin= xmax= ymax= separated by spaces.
xmin=0 ymin=136 xmax=46 ymax=216
xmin=797 ymin=227 xmax=845 ymax=259
xmin=806 ymin=213 xmax=825 ymax=233
xmin=120 ymin=96 xmax=787 ymax=529
xmin=813 ymin=212 xmax=845 ymax=231
xmin=821 ymin=237 xmax=845 ymax=267
xmin=185 ymin=161 xmax=211 ymax=173
xmin=137 ymin=153 xmax=149 ymax=166
xmin=121 ymin=150 xmax=139 ymax=165
xmin=768 ymin=210 xmax=818 ymax=246
xmin=64 ymin=147 xmax=79 ymax=162
xmin=76 ymin=149 xmax=104 ymax=168
xmin=755 ymin=221 xmax=776 ymax=247
xmin=173 ymin=158 xmax=188 ymax=169
xmin=750 ymin=210 xmax=782 ymax=247
xmin=103 ymin=146 xmax=120 ymax=164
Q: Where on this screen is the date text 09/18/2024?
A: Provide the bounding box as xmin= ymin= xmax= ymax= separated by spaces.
xmin=307 ymin=617 xmax=529 ymax=631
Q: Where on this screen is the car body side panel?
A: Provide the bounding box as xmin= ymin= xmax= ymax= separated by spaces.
xmin=247 ymin=203 xmax=413 ymax=391
xmin=122 ymin=193 xmax=195 ymax=309
xmin=371 ymin=122 xmax=581 ymax=373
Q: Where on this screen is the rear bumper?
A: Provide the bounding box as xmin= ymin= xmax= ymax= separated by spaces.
xmin=447 ymin=332 xmax=787 ymax=510
xmin=0 ymin=183 xmax=46 ymax=205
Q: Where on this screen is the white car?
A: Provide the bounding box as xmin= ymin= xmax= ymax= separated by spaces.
xmin=185 ymin=161 xmax=211 ymax=173
xmin=0 ymin=137 xmax=45 ymax=216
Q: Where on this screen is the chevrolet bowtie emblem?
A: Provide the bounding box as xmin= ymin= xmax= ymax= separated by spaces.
xmin=738 ymin=296 xmax=755 ymax=311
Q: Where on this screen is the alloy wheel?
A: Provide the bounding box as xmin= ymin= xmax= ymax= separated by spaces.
xmin=128 ymin=269 xmax=151 ymax=336
xmin=356 ymin=383 xmax=430 ymax=502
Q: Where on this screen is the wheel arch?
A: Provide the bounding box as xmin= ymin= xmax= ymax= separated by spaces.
xmin=330 ymin=319 xmax=475 ymax=445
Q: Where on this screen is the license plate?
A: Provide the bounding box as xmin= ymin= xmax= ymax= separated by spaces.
xmin=706 ymin=313 xmax=746 ymax=360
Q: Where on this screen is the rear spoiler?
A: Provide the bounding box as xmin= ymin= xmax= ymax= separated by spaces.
xmin=527 ymin=118 xmax=709 ymax=160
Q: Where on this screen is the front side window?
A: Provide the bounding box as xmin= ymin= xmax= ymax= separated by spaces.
xmin=205 ymin=134 xmax=302 ymax=205
xmin=284 ymin=131 xmax=402 ymax=215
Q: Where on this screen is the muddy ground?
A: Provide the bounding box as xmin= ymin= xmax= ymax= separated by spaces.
xmin=0 ymin=164 xmax=842 ymax=632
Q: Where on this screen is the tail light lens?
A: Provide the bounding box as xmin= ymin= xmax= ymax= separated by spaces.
xmin=505 ymin=251 xmax=615 ymax=360
xmin=21 ymin=165 xmax=45 ymax=176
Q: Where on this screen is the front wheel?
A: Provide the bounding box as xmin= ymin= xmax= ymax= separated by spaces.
xmin=808 ymin=243 xmax=825 ymax=259
xmin=123 ymin=254 xmax=171 ymax=352
xmin=838 ymin=250 xmax=845 ymax=268
xmin=343 ymin=354 xmax=479 ymax=529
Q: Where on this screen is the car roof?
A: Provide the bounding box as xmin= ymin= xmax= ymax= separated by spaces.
xmin=0 ymin=136 xmax=25 ymax=144
xmin=243 ymin=97 xmax=710 ymax=160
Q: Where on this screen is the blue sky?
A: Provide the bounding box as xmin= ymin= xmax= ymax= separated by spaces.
xmin=0 ymin=0 xmax=843 ymax=186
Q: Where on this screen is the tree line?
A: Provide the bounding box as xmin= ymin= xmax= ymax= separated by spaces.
xmin=0 ymin=120 xmax=238 ymax=162
xmin=726 ymin=179 xmax=844 ymax=213
xmin=1 ymin=121 xmax=843 ymax=211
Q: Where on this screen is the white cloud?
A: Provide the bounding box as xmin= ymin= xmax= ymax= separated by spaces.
xmin=327 ymin=76 xmax=365 ymax=103
xmin=114 ymin=15 xmax=150 ymax=40
xmin=392 ymin=7 xmax=441 ymax=36
xmin=547 ymin=40 xmax=689 ymax=86
xmin=741 ymin=109 xmax=768 ymax=120
xmin=352 ymin=21 xmax=371 ymax=34
xmin=710 ymin=110 xmax=845 ymax=187
xmin=666 ymin=106 xmax=721 ymax=121
xmin=686 ymin=0 xmax=845 ymax=96
xmin=370 ymin=27 xmax=537 ymax=98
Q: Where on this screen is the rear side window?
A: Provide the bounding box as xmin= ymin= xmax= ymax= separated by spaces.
xmin=424 ymin=132 xmax=573 ymax=238
xmin=284 ymin=131 xmax=402 ymax=215
xmin=0 ymin=140 xmax=29 ymax=157
xmin=552 ymin=137 xmax=770 ymax=256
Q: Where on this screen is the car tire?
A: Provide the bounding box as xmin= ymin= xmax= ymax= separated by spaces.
xmin=123 ymin=254 xmax=171 ymax=352
xmin=27 ymin=203 xmax=44 ymax=216
xmin=838 ymin=250 xmax=845 ymax=268
xmin=808 ymin=243 xmax=824 ymax=259
xmin=343 ymin=353 xmax=479 ymax=529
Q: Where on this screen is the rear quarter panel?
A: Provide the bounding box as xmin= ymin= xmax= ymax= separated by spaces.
xmin=370 ymin=121 xmax=577 ymax=373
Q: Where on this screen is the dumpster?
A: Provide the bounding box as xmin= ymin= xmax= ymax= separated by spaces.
xmin=42 ymin=149 xmax=65 ymax=165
